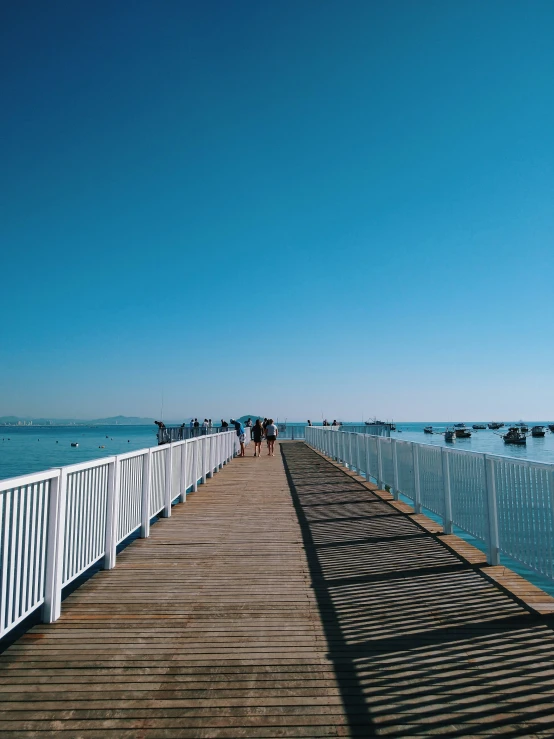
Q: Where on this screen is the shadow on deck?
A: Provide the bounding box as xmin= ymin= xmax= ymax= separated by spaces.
xmin=281 ymin=442 xmax=554 ymax=738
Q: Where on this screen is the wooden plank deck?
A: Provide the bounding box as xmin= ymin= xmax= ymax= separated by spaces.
xmin=2 ymin=442 xmax=554 ymax=737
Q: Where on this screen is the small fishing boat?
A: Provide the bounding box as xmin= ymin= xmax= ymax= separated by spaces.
xmin=549 ymin=424 xmax=554 ymax=433
xmin=454 ymin=423 xmax=466 ymax=428
xmin=444 ymin=430 xmax=455 ymax=442
xmin=488 ymin=422 xmax=503 ymax=429
xmin=424 ymin=426 xmax=433 ymax=434
xmin=531 ymin=426 xmax=546 ymax=438
xmin=472 ymin=424 xmax=486 ymax=430
xmin=502 ymin=427 xmax=527 ymax=445
xmin=515 ymin=422 xmax=529 ymax=432
xmin=455 ymin=428 xmax=471 ymax=438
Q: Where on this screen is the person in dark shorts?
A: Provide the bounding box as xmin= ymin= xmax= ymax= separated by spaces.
xmin=251 ymin=419 xmax=264 ymax=457
xmin=265 ymin=418 xmax=278 ymax=456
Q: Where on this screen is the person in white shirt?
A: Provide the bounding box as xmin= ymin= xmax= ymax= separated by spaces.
xmin=265 ymin=419 xmax=278 ymax=456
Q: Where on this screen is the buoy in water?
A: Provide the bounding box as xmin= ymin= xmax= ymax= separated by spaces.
xmin=99 ymin=445 xmax=105 ymax=448
xmin=71 ymin=442 xmax=79 ymax=447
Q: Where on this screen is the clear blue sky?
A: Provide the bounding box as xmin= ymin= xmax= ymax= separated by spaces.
xmin=2 ymin=0 xmax=553 ymax=422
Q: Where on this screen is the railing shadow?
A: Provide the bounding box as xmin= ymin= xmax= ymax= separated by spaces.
xmin=281 ymin=442 xmax=554 ymax=738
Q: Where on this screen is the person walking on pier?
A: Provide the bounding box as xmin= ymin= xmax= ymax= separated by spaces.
xmin=252 ymin=419 xmax=263 ymax=457
xmin=265 ymin=418 xmax=278 ymax=456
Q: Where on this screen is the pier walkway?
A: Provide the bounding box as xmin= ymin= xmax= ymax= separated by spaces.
xmin=3 ymin=443 xmax=554 ymax=736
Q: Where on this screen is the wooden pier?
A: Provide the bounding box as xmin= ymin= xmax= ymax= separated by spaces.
xmin=2 ymin=442 xmax=554 ymax=737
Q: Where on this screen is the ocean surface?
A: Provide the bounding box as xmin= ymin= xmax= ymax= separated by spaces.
xmin=1 ymin=421 xmax=554 ymax=481
xmin=0 ymin=425 xmax=159 ymax=480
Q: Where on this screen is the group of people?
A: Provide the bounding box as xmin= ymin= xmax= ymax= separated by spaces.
xmin=307 ymin=419 xmax=340 ymax=427
xmin=229 ymin=417 xmax=278 ymax=457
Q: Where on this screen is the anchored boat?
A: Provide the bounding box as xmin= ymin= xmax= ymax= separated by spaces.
xmin=488 ymin=422 xmax=504 ymax=429
xmin=531 ymin=426 xmax=546 ymax=437
xmin=472 ymin=424 xmax=486 ymax=430
xmin=444 ymin=430 xmax=455 ymax=442
xmin=455 ymin=428 xmax=471 ymax=438
xmin=502 ymin=427 xmax=527 ymax=445
xmin=423 ymin=426 xmax=433 ymax=434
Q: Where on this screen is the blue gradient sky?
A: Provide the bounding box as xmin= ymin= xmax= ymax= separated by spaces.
xmin=2 ymin=1 xmax=553 ymax=422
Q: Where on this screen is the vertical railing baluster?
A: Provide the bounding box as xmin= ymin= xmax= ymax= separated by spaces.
xmin=377 ymin=438 xmax=384 ymax=490
xmin=485 ymin=455 xmax=500 ymax=565
xmin=441 ymin=448 xmax=453 ymax=534
xmin=162 ymin=445 xmax=172 ymax=517
xmin=140 ymin=450 xmax=152 ymax=538
xmin=412 ymin=444 xmax=422 ymax=513
xmin=193 ymin=438 xmax=199 ymax=492
xmin=104 ymin=457 xmax=121 ymax=569
xmin=180 ymin=442 xmax=188 ymax=503
xmin=392 ymin=439 xmax=400 ymax=500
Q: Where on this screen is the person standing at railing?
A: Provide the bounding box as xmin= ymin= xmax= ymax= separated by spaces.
xmin=221 ymin=419 xmax=228 ymax=430
xmin=266 ymin=418 xmax=278 ymax=456
xmin=252 ymin=419 xmax=263 ymax=457
xmin=307 ymin=420 xmax=312 ymax=426
xmin=230 ymin=419 xmax=246 ymax=457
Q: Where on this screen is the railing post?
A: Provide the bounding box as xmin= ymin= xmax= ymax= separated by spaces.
xmin=392 ymin=439 xmax=400 ymax=500
xmin=192 ymin=439 xmax=199 ymax=492
xmin=104 ymin=457 xmax=121 ymax=570
xmin=217 ymin=433 xmax=223 ymax=470
xmin=365 ymin=435 xmax=371 ymax=482
xmin=412 ymin=443 xmax=422 ymax=514
xmin=441 ymin=447 xmax=453 ymax=535
xmin=140 ymin=449 xmax=152 ymax=537
xmin=206 ymin=436 xmax=210 ymax=478
xmin=484 ymin=455 xmax=500 ymax=565
xmin=348 ymin=433 xmax=353 ymax=470
xmin=377 ymin=438 xmax=384 ymax=490
xmin=43 ymin=469 xmax=66 ymax=623
xmin=180 ymin=442 xmax=188 ymax=503
xmin=162 ymin=444 xmax=172 ymax=517
xmin=202 ymin=437 xmax=208 ymax=483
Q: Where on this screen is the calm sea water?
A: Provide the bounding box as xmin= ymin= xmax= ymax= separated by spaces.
xmin=0 ymin=425 xmax=159 ymax=480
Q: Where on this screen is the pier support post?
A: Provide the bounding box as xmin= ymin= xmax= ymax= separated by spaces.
xmin=412 ymin=443 xmax=422 ymax=514
xmin=392 ymin=439 xmax=400 ymax=500
xmin=162 ymin=444 xmax=172 ymax=517
xmin=441 ymin=448 xmax=453 ymax=535
xmin=43 ymin=469 xmax=67 ymax=624
xmin=140 ymin=449 xmax=152 ymax=537
xmin=484 ymin=455 xmax=500 ymax=565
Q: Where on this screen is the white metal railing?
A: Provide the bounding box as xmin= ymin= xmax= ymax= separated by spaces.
xmin=0 ymin=429 xmax=247 ymax=638
xmin=306 ymin=426 xmax=554 ymax=582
